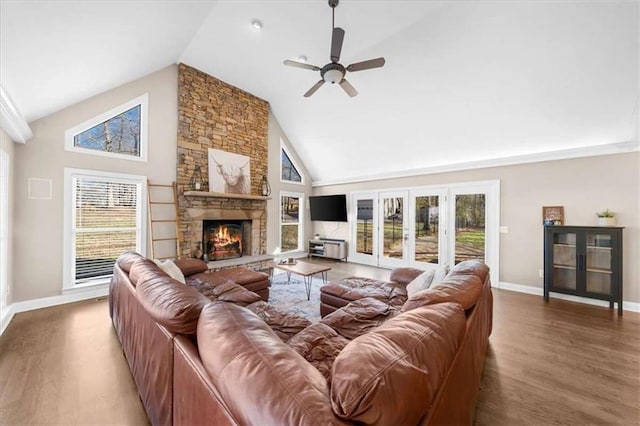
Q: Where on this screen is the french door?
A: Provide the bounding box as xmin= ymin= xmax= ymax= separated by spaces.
xmin=410 ymin=189 xmax=447 ymax=270
xmin=349 ymin=181 xmax=499 ymax=281
xmin=378 ymin=191 xmax=408 ymax=268
xmin=349 ymin=193 xmax=379 ymax=266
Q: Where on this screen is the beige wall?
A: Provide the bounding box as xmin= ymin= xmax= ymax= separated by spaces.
xmin=266 ymin=112 xmax=313 ymax=255
xmin=1 ymin=130 xmax=15 ymax=308
xmin=12 ymin=66 xmax=178 ymax=302
xmin=313 ymin=152 xmax=640 ymax=304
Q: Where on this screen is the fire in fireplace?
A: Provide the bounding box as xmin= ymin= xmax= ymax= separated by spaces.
xmin=203 ymin=220 xmax=246 ymax=261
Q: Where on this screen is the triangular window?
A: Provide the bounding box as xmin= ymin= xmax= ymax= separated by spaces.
xmin=65 ymin=94 xmax=148 ymax=161
xmin=281 ymin=147 xmax=302 ymax=183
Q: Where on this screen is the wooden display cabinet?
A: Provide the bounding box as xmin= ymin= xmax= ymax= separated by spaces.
xmin=544 ymin=226 xmax=623 ymax=315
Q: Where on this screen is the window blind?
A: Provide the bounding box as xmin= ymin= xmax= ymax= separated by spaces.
xmin=73 ymin=177 xmax=139 ymax=284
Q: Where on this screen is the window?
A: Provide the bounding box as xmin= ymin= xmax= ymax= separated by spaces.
xmin=281 ymin=143 xmax=303 ymax=183
xmin=280 ymin=192 xmax=303 ymax=252
xmin=65 ymin=94 xmax=148 ymax=161
xmin=63 ymin=169 xmax=146 ymax=289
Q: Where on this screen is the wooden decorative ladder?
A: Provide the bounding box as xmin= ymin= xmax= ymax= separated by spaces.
xmin=147 ymin=181 xmax=180 ymax=259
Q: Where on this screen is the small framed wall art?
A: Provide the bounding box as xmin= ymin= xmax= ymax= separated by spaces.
xmin=542 ymin=206 xmax=564 ymax=226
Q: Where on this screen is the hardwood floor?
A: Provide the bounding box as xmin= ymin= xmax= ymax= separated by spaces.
xmin=0 ymin=260 xmax=638 ymax=425
xmin=0 ymin=298 xmax=149 ymax=425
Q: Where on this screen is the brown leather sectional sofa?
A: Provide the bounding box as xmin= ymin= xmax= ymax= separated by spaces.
xmin=109 ymin=252 xmax=493 ymax=425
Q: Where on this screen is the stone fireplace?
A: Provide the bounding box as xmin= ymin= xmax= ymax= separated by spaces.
xmin=175 ymin=64 xmax=270 ymax=263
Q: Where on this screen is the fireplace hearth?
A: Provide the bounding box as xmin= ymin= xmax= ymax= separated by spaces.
xmin=203 ymin=220 xmax=250 ymax=261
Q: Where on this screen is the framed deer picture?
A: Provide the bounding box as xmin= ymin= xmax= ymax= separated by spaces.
xmin=208 ymin=148 xmax=251 ymax=194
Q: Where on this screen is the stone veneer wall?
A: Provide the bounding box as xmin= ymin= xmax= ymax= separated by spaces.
xmin=177 ymin=64 xmax=269 ymax=259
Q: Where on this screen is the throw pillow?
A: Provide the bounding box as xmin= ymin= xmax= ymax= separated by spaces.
xmin=431 ymin=264 xmax=450 ymax=287
xmin=153 ymin=259 xmax=186 ymax=284
xmin=405 ymin=269 xmax=435 ymax=298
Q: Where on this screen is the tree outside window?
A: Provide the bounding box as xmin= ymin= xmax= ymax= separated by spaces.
xmin=281 ymin=194 xmax=302 ymax=252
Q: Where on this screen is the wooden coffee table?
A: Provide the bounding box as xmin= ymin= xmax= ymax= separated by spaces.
xmin=271 ymin=260 xmax=331 ymax=300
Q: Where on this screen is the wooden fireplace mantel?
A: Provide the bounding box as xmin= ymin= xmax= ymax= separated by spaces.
xmin=183 ymin=190 xmax=271 ymax=201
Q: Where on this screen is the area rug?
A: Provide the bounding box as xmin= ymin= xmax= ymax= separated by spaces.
xmin=268 ymin=272 xmax=324 ymax=323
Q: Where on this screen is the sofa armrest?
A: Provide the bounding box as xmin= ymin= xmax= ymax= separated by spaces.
xmin=174 ymin=259 xmax=209 ymax=277
xmin=174 ymin=335 xmax=238 ymax=425
xmin=389 ymin=267 xmax=425 ymax=285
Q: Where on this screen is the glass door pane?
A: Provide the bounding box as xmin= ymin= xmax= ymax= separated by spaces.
xmin=349 ymin=193 xmax=378 ymax=266
xmin=585 ymin=233 xmax=612 ymax=294
xmin=383 ymin=197 xmax=404 ymax=259
xmin=280 ymin=195 xmax=300 ymax=252
xmin=414 ymin=195 xmax=440 ymax=264
xmin=356 ymin=199 xmax=374 ymax=255
xmin=454 ymin=193 xmax=485 ymax=264
xmin=553 ymin=232 xmax=577 ymax=290
xmin=378 ymin=191 xmax=408 ymax=268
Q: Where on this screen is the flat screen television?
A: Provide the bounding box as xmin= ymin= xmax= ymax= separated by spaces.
xmin=309 ymin=194 xmax=348 ymax=222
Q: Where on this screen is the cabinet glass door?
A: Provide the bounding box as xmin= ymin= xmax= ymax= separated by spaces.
xmin=585 ymin=233 xmax=612 ymax=295
xmin=553 ymin=232 xmax=577 ymax=290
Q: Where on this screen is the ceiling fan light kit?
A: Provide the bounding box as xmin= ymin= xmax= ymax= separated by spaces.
xmin=251 ymin=19 xmax=263 ymax=30
xmin=283 ymin=0 xmax=385 ymax=97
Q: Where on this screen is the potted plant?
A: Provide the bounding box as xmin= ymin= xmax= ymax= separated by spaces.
xmin=596 ymin=209 xmax=616 ymax=226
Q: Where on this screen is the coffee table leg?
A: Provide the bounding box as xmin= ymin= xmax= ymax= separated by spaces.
xmin=322 ymin=271 xmax=327 ymax=284
xmin=304 ymin=276 xmax=312 ymax=301
xmin=286 ymin=271 xmax=291 ymax=283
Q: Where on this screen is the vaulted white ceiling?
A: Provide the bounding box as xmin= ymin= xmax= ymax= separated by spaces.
xmin=1 ymin=1 xmax=638 ymax=183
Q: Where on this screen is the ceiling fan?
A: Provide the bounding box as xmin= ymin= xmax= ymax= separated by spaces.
xmin=283 ymin=0 xmax=385 ymax=98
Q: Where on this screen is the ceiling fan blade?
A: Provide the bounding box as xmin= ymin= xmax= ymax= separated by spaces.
xmin=304 ymin=80 xmax=325 ymax=97
xmin=339 ymin=79 xmax=358 ymax=97
xmin=346 ymin=57 xmax=386 ymax=72
xmin=283 ymin=60 xmax=321 ymax=71
xmin=330 ymin=27 xmax=345 ymax=63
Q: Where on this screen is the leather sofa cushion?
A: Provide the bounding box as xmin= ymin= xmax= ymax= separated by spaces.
xmin=450 ymin=259 xmax=489 ymax=283
xmin=190 ymin=267 xmax=269 ymax=286
xmin=195 ymin=280 xmax=262 ymax=306
xmin=132 ymin=259 xmax=210 ymax=335
xmin=389 ymin=266 xmax=425 ymax=285
xmin=402 ymin=276 xmax=483 ymax=312
xmin=321 ymin=277 xmax=391 ymax=302
xmin=116 ymin=251 xmax=144 ymax=275
xmin=129 ymin=258 xmax=159 ymax=286
xmin=245 ymin=301 xmax=312 ymax=342
xmin=287 ymin=323 xmax=350 ymax=380
xmin=320 ymin=277 xmax=409 ymax=310
xmin=174 ymin=258 xmax=208 ymax=277
xmin=197 ymin=302 xmax=347 ymax=425
xmin=402 ymin=261 xmax=488 ymax=312
xmin=320 ymin=297 xmax=398 ymax=340
xmin=331 ymin=302 xmax=466 ymax=425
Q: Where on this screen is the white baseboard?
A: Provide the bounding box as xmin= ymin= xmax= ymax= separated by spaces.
xmin=1 ymin=304 xmax=16 ymax=336
xmin=0 ymin=286 xmax=109 ymax=336
xmin=498 ymin=281 xmax=640 ymax=313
